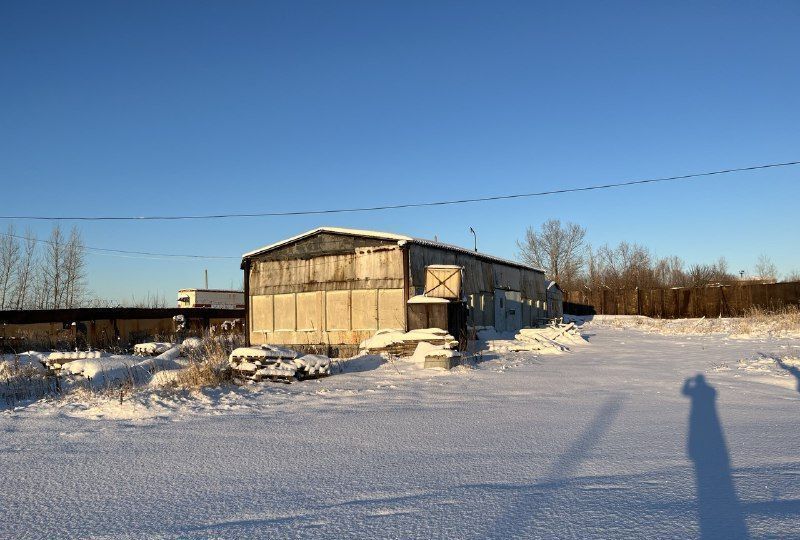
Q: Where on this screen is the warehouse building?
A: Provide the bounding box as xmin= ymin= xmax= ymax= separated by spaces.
xmin=241 ymin=227 xmax=549 ymax=353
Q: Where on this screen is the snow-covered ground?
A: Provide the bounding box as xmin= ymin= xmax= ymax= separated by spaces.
xmin=2 ymin=321 xmax=800 ymax=539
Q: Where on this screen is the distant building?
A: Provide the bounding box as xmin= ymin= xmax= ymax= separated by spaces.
xmin=735 ymin=277 xmax=777 ymax=285
xmin=177 ymin=289 xmax=245 ymax=309
xmin=240 ymin=227 xmax=552 ymax=353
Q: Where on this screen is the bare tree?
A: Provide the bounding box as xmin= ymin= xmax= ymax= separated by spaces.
xmin=62 ymin=226 xmax=86 ymax=308
xmin=84 ymin=296 xmax=122 ymax=308
xmin=585 ymin=245 xmax=601 ymax=289
xmin=517 ymin=219 xmax=586 ymax=290
xmin=12 ymin=228 xmax=37 ymax=309
xmin=6 ymin=225 xmax=90 ymax=309
xmin=686 ymin=258 xmax=734 ymax=287
xmin=754 ymin=254 xmax=778 ymax=281
xmin=527 ymin=221 xmax=744 ymax=292
xmin=592 ymin=242 xmax=655 ymax=289
xmin=687 ymin=264 xmax=716 ymax=287
xmin=654 ymin=255 xmax=687 ymax=288
xmin=130 ymin=292 xmax=167 ymax=308
xmin=41 ymin=225 xmax=66 ymax=309
xmin=0 ymin=224 xmax=20 ymax=309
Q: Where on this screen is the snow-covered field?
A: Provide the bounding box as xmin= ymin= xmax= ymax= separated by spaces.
xmin=3 ymin=321 xmax=800 ymax=539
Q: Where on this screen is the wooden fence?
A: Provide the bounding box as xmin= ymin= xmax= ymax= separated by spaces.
xmin=563 ymin=281 xmax=800 ymax=318
xmin=0 ymin=307 xmax=244 ymax=351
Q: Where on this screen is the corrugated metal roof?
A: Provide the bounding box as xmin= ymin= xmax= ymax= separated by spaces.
xmin=404 ymin=237 xmax=542 ymax=272
xmin=241 ymin=227 xmax=543 ymax=273
xmin=241 ymin=227 xmax=412 ymax=258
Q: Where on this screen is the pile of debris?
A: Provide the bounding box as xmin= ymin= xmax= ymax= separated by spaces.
xmin=228 ymin=345 xmax=331 ymax=383
xmin=44 ymin=350 xmax=106 ymax=372
xmin=486 ymin=322 xmax=587 ymax=353
xmin=133 ymin=342 xmax=176 ymax=356
xmin=0 ymin=352 xmax=48 ymax=377
xmin=359 ymin=328 xmax=458 ymax=356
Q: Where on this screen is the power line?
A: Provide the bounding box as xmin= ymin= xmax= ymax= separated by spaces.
xmin=0 ymin=231 xmax=389 ymax=268
xmin=0 ymin=231 xmax=239 ymax=260
xmin=1 ymin=160 xmax=797 ymax=222
xmin=1 ymin=159 xmax=795 ymax=261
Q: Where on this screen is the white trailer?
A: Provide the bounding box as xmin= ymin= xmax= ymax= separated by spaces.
xmin=177 ymin=289 xmax=245 ymax=309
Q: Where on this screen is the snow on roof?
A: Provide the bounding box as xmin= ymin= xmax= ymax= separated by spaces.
xmin=178 ymin=288 xmax=244 ymax=293
xmin=242 ymin=227 xmax=543 ymax=272
xmin=407 ymin=295 xmax=450 ymax=304
xmin=241 ymin=227 xmax=413 ymax=259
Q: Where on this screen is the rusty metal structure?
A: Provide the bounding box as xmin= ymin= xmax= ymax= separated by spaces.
xmin=0 ymin=307 xmax=243 ymax=351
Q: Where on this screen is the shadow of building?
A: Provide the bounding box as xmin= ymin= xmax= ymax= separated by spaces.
xmin=682 ymin=374 xmax=750 ymax=539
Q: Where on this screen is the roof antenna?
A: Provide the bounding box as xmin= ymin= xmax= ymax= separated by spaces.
xmin=469 ymin=227 xmax=477 ymax=252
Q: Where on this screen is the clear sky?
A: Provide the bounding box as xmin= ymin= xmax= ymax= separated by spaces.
xmin=1 ymin=1 xmax=799 ymax=303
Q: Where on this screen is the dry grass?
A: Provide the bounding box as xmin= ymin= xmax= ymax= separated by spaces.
xmin=172 ymin=335 xmax=237 ymax=389
xmin=2 ymin=376 xmax=55 ymax=407
xmin=2 ymin=333 xmax=247 ymax=409
xmin=585 ymin=305 xmax=800 ymax=338
xmin=1 ymin=357 xmax=54 ymax=407
xmin=734 ymin=305 xmax=800 ymax=336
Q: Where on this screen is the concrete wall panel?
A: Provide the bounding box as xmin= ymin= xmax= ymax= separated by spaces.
xmin=378 ymin=288 xmax=405 ymax=330
xmin=273 ymin=294 xmax=296 ymax=331
xmin=297 ymin=291 xmax=323 ymax=331
xmin=251 ymin=294 xmax=273 ymax=332
xmin=351 ymin=290 xmax=378 ymax=330
xmin=325 ymin=290 xmax=351 ymax=331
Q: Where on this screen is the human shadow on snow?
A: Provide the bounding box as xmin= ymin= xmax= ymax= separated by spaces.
xmin=479 ymin=395 xmax=625 ymax=537
xmin=775 ymin=357 xmax=800 ymax=394
xmin=682 ymin=374 xmax=750 ymax=539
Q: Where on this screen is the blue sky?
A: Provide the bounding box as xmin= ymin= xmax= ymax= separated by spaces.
xmin=1 ymin=1 xmax=798 ymax=302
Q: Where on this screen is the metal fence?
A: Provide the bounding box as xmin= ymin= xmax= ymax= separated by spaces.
xmin=563 ymin=281 xmax=800 ymax=318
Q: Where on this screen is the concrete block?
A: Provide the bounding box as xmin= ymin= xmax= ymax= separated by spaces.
xmin=424 ymin=355 xmax=459 ymax=369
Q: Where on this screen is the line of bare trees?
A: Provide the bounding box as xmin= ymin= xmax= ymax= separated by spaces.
xmin=518 ymin=219 xmax=795 ymax=292
xmin=0 ymin=224 xmax=87 ymax=310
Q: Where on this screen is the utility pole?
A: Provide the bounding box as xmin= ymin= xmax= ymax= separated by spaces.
xmin=204 ymin=269 xmax=209 ymax=289
xmin=469 ymin=227 xmax=477 ymax=252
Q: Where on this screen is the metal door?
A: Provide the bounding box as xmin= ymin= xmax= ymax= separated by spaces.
xmin=494 ymin=290 xmax=522 ymax=332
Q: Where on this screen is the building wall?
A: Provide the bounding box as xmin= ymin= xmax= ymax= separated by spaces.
xmin=246 ymin=239 xmax=407 ymax=346
xmin=407 ymin=244 xmax=547 ymax=329
xmin=244 ymin=233 xmax=553 ymax=348
xmin=178 ymin=290 xmax=244 ymax=309
xmin=201 ymin=291 xmax=243 ymax=308
xmin=547 ymin=287 xmax=564 ymax=319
